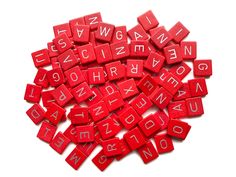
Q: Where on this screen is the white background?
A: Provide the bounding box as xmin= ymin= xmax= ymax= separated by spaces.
xmin=0 ymin=0 xmax=235 ymax=176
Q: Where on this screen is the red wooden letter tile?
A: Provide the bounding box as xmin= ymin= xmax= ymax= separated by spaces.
xmin=95 ymin=22 xmax=115 ymax=42
xmin=137 ymin=10 xmax=159 ymax=31
xmin=193 ymin=59 xmax=212 ymax=77
xmin=92 ymin=149 xmax=114 ymax=171
xmin=151 ymin=27 xmax=172 ymax=49
xmin=168 ymin=100 xmax=187 ymax=119
xmin=65 ymin=147 xmax=87 ymax=170
xmin=169 ymin=21 xmax=190 ymax=43
xmin=128 ymin=24 xmax=149 ymax=41
xmin=84 ymin=12 xmax=102 ymax=30
xmin=117 ymin=78 xmax=139 ymax=99
xmin=167 ymin=119 xmax=191 ymax=140
xmin=102 ymin=137 xmax=122 ymax=157
xmin=53 ymin=23 xmax=72 ymax=37
xmin=71 ymin=82 xmax=93 ymax=104
xmin=52 ymin=84 xmax=73 ymax=107
xmin=123 ymin=127 xmax=146 ymax=150
xmin=31 ymin=49 xmax=51 ymax=68
xmin=44 ymin=102 xmax=66 ymax=125
xmin=105 ymin=61 xmax=125 ymax=81
xmin=137 ymin=74 xmax=158 ymax=96
xmin=26 ymin=103 xmax=45 ymax=125
xmin=37 ymin=121 xmax=57 ymax=143
xmin=47 ymin=68 xmax=65 ymax=87
xmin=110 ymin=41 xmax=130 ymax=60
xmin=50 ymin=131 xmax=71 ymax=154
xmin=77 ymin=43 xmax=96 ymax=64
xmin=112 ymin=26 xmax=127 ymax=43
xmin=169 ymin=62 xmax=191 ymax=80
xmin=137 ymin=141 xmax=159 ymax=164
xmin=104 ymin=91 xmax=124 ymax=112
xmin=130 ymin=93 xmax=153 ymax=115
xmin=150 ymin=87 xmax=172 ymax=109
xmin=164 ymin=44 xmax=183 ymax=64
xmin=144 ymin=51 xmax=165 ymax=73
xmin=24 ymin=84 xmax=42 ymax=103
xmin=119 ymin=106 xmax=142 ymax=130
xmin=162 ymin=73 xmax=183 ymax=95
xmin=154 ymin=134 xmax=174 ymax=154
xmin=188 ymin=78 xmax=208 ymax=97
xmin=138 ymin=114 xmax=161 ymax=137
xmin=89 ymin=101 xmax=109 ymax=122
xmin=34 ymin=68 xmax=49 ymax=88
xmin=94 ymin=43 xmax=112 ymax=64
xmin=76 ymin=125 xmax=95 ymax=143
xmin=130 ymin=40 xmax=149 ymax=57
xmin=185 ymin=97 xmax=204 ymax=117
xmin=88 ymin=67 xmax=105 ymax=85
xmin=64 ymin=66 xmax=85 ymax=87
xmin=53 ymin=33 xmax=73 ymax=54
xmin=57 ymin=49 xmax=78 ymax=71
xmin=180 ymin=41 xmax=197 ymax=60
xmin=126 ymin=59 xmax=143 ymax=78
xmin=72 ymin=25 xmax=90 ymax=43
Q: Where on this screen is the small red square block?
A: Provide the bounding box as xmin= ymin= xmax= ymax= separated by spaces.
xmin=112 ymin=26 xmax=127 ymax=43
xmin=69 ymin=17 xmax=85 ymax=30
xmin=57 ymin=49 xmax=78 ymax=71
xmin=88 ymin=67 xmax=105 ymax=85
xmin=144 ymin=51 xmax=165 ymax=73
xmin=137 ymin=74 xmax=158 ymax=96
xmin=77 ymin=43 xmax=96 ymax=64
xmin=102 ymin=137 xmax=122 ymax=157
xmin=129 ymin=40 xmax=149 ymax=57
xmin=168 ymin=21 xmax=189 ymax=43
xmin=89 ymin=101 xmax=109 ymax=122
xmin=137 ymin=141 xmax=159 ymax=164
xmin=94 ymin=43 xmax=112 ymax=64
xmin=41 ymin=90 xmax=56 ymax=107
xmin=116 ymin=139 xmax=132 ymax=161
xmin=52 ymin=84 xmax=73 ymax=107
xmin=95 ymin=22 xmax=115 ymax=42
xmin=193 ymin=59 xmax=212 ymax=77
xmin=137 ymin=10 xmax=159 ymax=31
xmin=167 ymin=119 xmax=191 ymax=140
xmin=85 ymin=87 xmax=103 ymax=106
xmin=117 ymin=78 xmax=139 ymax=99
xmin=72 ymin=25 xmax=90 ymax=43
xmin=128 ymin=24 xmax=149 ymax=41
xmin=151 ymin=27 xmax=172 ymax=49
xmin=104 ymin=91 xmax=124 ymax=112
xmin=64 ymin=124 xmax=78 ymax=144
xmin=154 ymin=134 xmax=174 ymax=154
xmin=76 ymin=141 xmax=98 ymax=157
xmin=173 ymin=83 xmax=191 ymax=101
xmin=24 ymin=84 xmax=42 ymax=103
xmin=169 ymin=62 xmax=191 ymax=80
xmin=188 ymin=78 xmax=208 ymax=97
xmin=64 ymin=66 xmax=85 ymax=87
xmin=119 ymin=106 xmax=142 ymax=130
xmin=69 ymin=107 xmax=89 ymax=125
xmin=71 ymin=82 xmax=93 ymax=104
xmin=105 ymin=61 xmax=125 ymax=81
xmin=34 ymin=68 xmax=49 ymax=88
xmin=84 ymin=12 xmax=102 ymax=30
xmin=37 ymin=121 xmax=57 ymax=143
xmin=126 ymin=59 xmax=143 ymax=78
xmin=138 ymin=114 xmax=161 ymax=137
xmin=76 ymin=124 xmax=95 ymax=143
xmin=153 ymin=68 xmax=169 ymax=86
xmin=130 ymin=93 xmax=153 ymax=115
xmin=124 ymin=127 xmax=146 ymax=150
xmin=150 ymin=87 xmax=172 ymax=110
xmin=31 ymin=49 xmax=51 ymax=68
xmin=47 ymin=68 xmax=65 ymax=87
xmin=44 ymin=102 xmax=65 ymax=125
xmin=47 ymin=42 xmax=59 ymax=58
xmin=50 ymin=131 xmax=71 ymax=154
xmin=65 ymin=147 xmax=87 ymax=170
xmin=162 ymin=73 xmax=183 ymax=95
xmin=164 ymin=44 xmax=183 ymax=64
xmin=181 ymin=41 xmax=197 ymax=60
xmin=53 ymin=33 xmax=73 ymax=54
xmin=99 ymin=82 xmax=118 ymax=96
xmin=92 ymin=149 xmax=114 ymax=171
xmin=97 ymin=117 xmax=121 ymax=140
xmin=26 ymin=103 xmax=45 ymax=125
xmin=185 ymin=97 xmax=204 ymax=117
xmin=53 ymin=23 xmax=72 ymax=37
xmin=168 ymin=100 xmax=187 ymax=119
xmin=153 ymin=111 xmax=169 ymax=130
xmin=110 ymin=41 xmax=130 ymax=60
